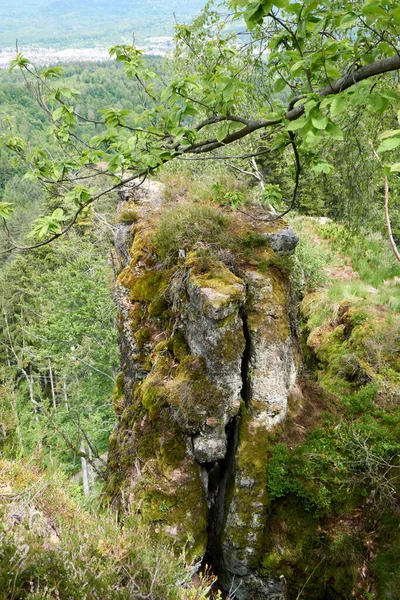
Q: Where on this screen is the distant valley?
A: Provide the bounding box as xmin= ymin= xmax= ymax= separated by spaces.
xmin=0 ymin=38 xmax=173 ymax=69
xmin=0 ymin=0 xmax=207 ymax=50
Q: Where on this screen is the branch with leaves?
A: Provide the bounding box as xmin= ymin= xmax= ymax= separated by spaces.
xmin=1 ymin=0 xmax=400 ymax=250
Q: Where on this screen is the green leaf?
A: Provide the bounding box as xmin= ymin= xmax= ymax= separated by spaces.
xmin=9 ymin=53 xmax=32 ymax=71
xmin=312 ymin=116 xmax=328 ymax=130
xmin=340 ymin=12 xmax=358 ymax=29
xmin=42 ymin=67 xmax=64 ymax=79
xmin=389 ymin=163 xmax=400 ymax=172
xmin=287 ymin=117 xmax=309 ymax=131
xmin=325 ymin=122 xmax=343 ymax=141
xmin=274 ymin=78 xmax=286 ymax=92
xmin=312 ymin=162 xmax=333 ymax=175
xmin=325 ymin=65 xmax=342 ymax=79
xmin=379 ymin=129 xmax=400 ymax=140
xmin=52 ymin=107 xmax=64 ymax=121
xmin=216 ymin=121 xmax=230 ymax=142
xmin=361 ymin=2 xmax=387 ymax=17
xmin=330 ymin=95 xmax=347 ymax=117
xmin=52 ymin=208 xmax=67 ymax=221
xmin=369 ymin=94 xmax=388 ymax=113
xmin=377 ymin=137 xmax=400 ymax=152
xmin=290 ymin=60 xmax=305 ymax=73
xmin=243 ymin=0 xmax=272 ymax=28
xmin=0 ymin=202 xmax=14 ymax=219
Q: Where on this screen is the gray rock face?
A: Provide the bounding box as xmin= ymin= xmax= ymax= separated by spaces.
xmin=182 ymin=267 xmax=246 ymax=461
xmin=214 ymin=266 xmax=297 ymax=599
xmin=192 ymin=431 xmax=227 ymax=463
xmin=262 ymin=226 xmax=299 ymax=255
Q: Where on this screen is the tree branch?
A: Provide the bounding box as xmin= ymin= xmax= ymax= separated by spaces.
xmin=370 ymin=141 xmax=400 ymax=263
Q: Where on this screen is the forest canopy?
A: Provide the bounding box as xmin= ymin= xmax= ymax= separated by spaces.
xmin=1 ymin=0 xmax=400 ymax=251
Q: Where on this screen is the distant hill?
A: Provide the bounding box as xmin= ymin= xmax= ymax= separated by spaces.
xmin=0 ymin=0 xmax=207 ymax=49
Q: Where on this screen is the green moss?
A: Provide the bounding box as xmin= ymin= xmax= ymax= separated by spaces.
xmin=111 ymin=372 xmax=125 ymax=416
xmin=129 ymin=227 xmax=157 ymax=266
xmin=148 ymin=295 xmax=168 ymax=317
xmin=214 ymin=326 xmax=245 ymax=364
xmin=117 ymin=202 xmax=138 ymax=223
xmin=166 ymin=355 xmax=226 ymax=429
xmin=170 ymin=331 xmax=189 ymax=362
xmin=304 ymin=298 xmax=400 ymax=395
xmin=115 ymin=401 xmax=209 ymax=561
xmin=246 ymin=267 xmax=291 ymax=344
xmin=134 ymin=326 xmax=151 ymax=348
xmin=118 ymin=266 xmax=136 ymax=289
xmin=128 ymin=303 xmax=145 ymax=327
xmin=129 ymin=272 xmax=166 ymax=303
xmin=135 ymin=356 xmax=173 ymax=421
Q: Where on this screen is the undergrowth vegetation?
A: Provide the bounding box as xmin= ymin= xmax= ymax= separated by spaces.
xmin=263 ymin=215 xmax=400 ymax=598
xmin=0 ymin=460 xmax=215 ymax=600
xmin=318 ymin=222 xmax=400 ymax=287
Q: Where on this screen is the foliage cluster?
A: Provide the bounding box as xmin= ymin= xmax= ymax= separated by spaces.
xmin=3 ymin=0 xmax=400 ymax=252
xmin=0 ymin=60 xmax=169 ymax=478
xmin=268 ymin=390 xmax=399 ymax=515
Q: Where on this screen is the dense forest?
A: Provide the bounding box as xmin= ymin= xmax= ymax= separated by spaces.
xmin=1 ymin=0 xmax=400 ymax=598
xmin=0 ymin=59 xmax=167 ymax=476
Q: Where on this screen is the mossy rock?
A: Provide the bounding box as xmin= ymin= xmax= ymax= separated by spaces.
xmin=129 ymin=271 xmax=167 ymax=303
xmin=166 ymin=355 xmax=226 ymax=431
xmin=129 ymin=225 xmax=158 ymax=266
xmin=134 ymin=326 xmax=151 ymax=349
xmin=118 ymin=403 xmax=208 ymax=561
xmin=117 ymin=202 xmax=138 ymax=223
xmin=111 ymin=372 xmax=126 ymax=416
xmin=118 ymin=266 xmax=136 ymax=289
xmin=221 ymin=405 xmax=270 ymax=572
xmin=148 ymin=294 xmax=169 ymax=317
xmin=187 ymin=254 xmax=245 ymax=311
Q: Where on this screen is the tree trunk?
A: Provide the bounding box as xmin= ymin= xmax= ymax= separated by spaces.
xmin=63 ymin=377 xmax=69 ymax=411
xmin=48 ymin=358 xmax=57 ymax=410
xmin=81 ymin=441 xmax=90 ymax=496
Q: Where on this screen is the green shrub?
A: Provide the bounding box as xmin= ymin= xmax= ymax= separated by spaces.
xmin=153 ymin=204 xmax=231 ymax=262
xmin=341 ymin=384 xmax=378 ymax=415
xmin=293 ymin=234 xmax=327 ymax=293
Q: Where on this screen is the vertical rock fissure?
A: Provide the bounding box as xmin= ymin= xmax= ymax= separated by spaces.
xmin=203 ymin=305 xmax=252 ymax=587
xmin=240 ymin=306 xmax=252 ymax=408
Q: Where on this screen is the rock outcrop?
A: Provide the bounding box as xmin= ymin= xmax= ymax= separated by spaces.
xmin=106 ymin=181 xmax=301 ymax=598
